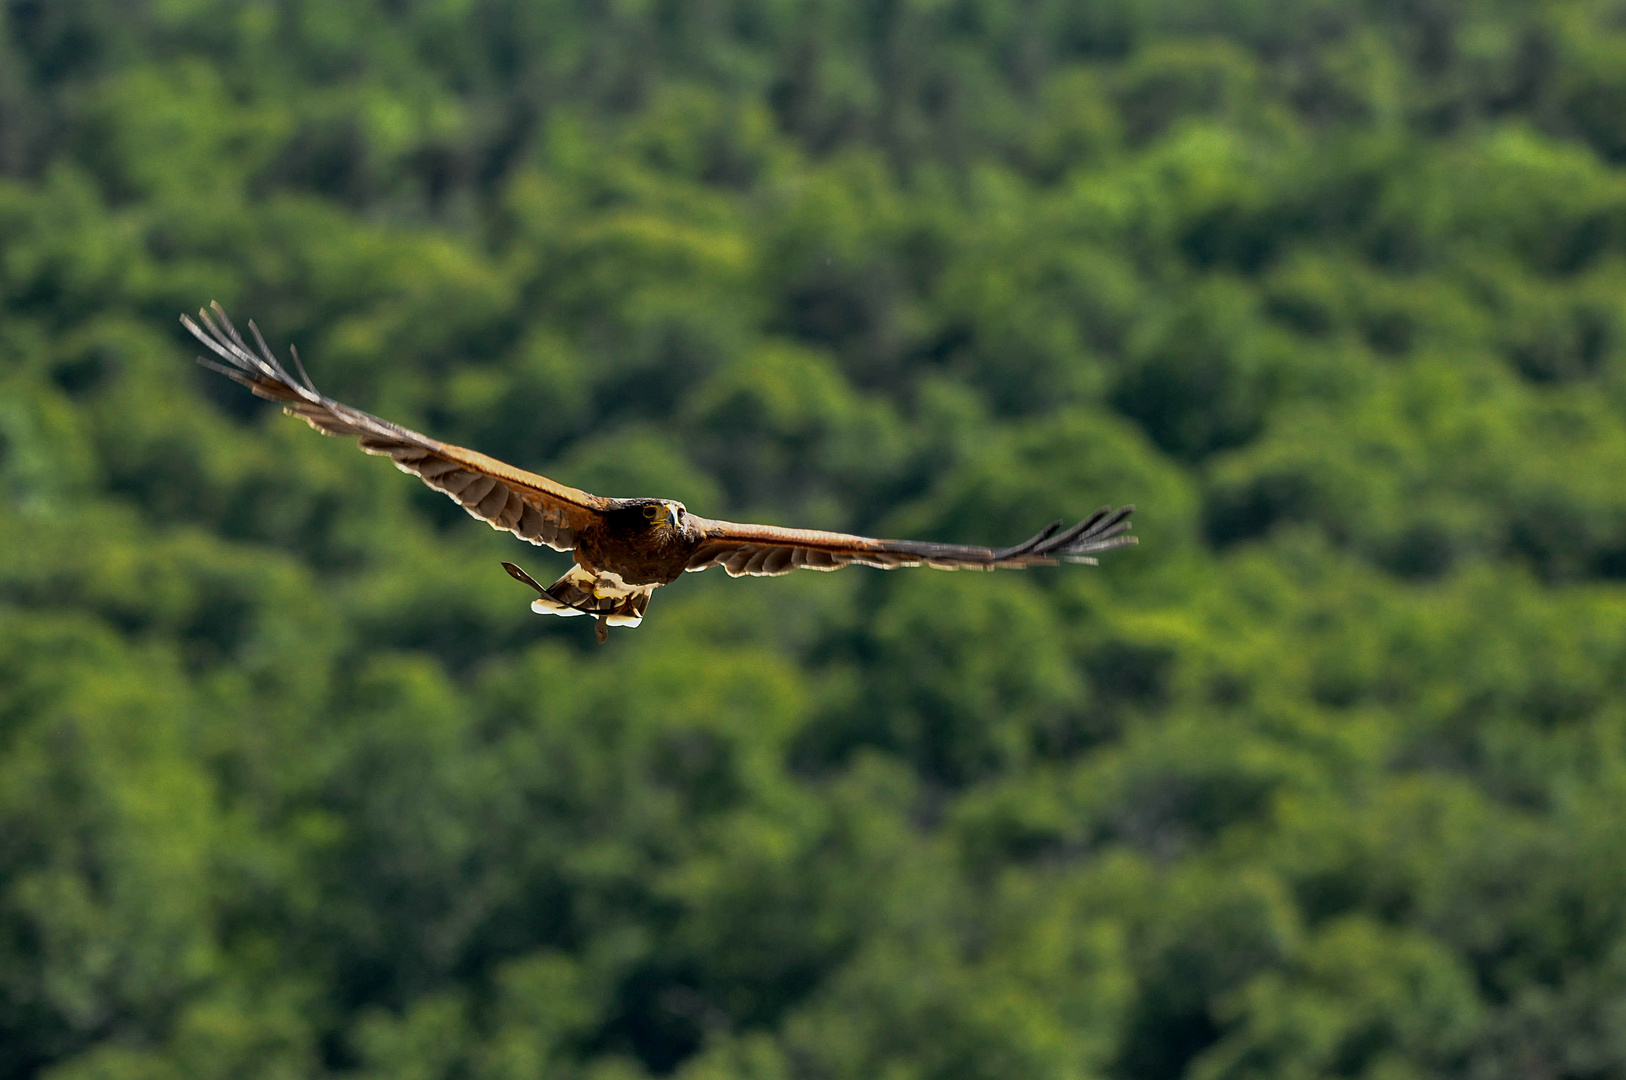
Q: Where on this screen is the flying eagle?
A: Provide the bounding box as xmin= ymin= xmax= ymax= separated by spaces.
xmin=184 ymin=304 xmax=1136 ymax=642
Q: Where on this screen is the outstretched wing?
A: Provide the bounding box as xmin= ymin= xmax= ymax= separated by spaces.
xmin=183 ymin=303 xmax=611 ymax=552
xmin=684 ymin=506 xmax=1135 ymax=577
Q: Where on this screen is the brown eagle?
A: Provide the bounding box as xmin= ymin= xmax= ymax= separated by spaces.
xmin=185 ymin=304 xmax=1136 ymax=642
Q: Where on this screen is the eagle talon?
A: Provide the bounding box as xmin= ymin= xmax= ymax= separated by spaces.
xmin=595 ymin=616 xmax=609 ymax=644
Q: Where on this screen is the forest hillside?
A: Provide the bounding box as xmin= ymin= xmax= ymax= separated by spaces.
xmin=6 ymin=2 xmax=1626 ymax=1078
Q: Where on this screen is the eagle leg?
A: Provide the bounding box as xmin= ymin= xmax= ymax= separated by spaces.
xmin=596 ymin=616 xmax=609 ymax=644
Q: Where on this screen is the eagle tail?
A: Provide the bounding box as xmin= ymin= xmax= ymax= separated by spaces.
xmin=501 ymin=562 xmax=652 ymax=637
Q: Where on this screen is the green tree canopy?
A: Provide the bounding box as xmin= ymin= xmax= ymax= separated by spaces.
xmin=6 ymin=2 xmax=1626 ymax=1078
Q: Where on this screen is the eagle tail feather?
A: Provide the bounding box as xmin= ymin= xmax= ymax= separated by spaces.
xmin=502 ymin=562 xmax=651 ymax=636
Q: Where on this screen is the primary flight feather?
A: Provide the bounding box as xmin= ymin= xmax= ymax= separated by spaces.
xmin=184 ymin=303 xmax=1137 ymax=642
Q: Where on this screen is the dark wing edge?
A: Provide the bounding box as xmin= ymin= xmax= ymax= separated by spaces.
xmin=684 ymin=505 xmax=1136 ymax=577
xmin=182 ymin=302 xmax=609 ymax=553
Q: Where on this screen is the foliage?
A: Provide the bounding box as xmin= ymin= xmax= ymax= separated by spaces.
xmin=5 ymin=1 xmax=1626 ymax=1077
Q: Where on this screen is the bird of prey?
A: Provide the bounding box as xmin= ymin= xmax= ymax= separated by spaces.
xmin=184 ymin=304 xmax=1136 ymax=642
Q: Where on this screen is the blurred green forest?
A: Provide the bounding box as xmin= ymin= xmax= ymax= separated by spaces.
xmin=6 ymin=1 xmax=1626 ymax=1077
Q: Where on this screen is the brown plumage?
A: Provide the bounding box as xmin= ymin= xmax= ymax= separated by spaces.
xmin=184 ymin=303 xmax=1137 ymax=642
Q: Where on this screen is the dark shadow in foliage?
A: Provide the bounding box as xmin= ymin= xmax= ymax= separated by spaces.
xmin=1564 ymin=53 xmax=1626 ymax=163
xmin=593 ymin=965 xmax=709 ymax=1075
xmin=1115 ymin=880 xmax=1296 ymax=1080
xmin=1029 ymin=702 xmax=1122 ymax=762
xmin=586 ymin=323 xmax=725 ymax=432
xmin=356 ymin=599 xmax=543 ymax=674
xmin=1119 ymin=999 xmax=1219 ymax=1080
xmin=1082 ymin=639 xmax=1175 ymax=725
xmin=1592 ymin=542 xmax=1626 ymax=579
xmin=1205 ymin=470 xmax=1323 ymax=548
xmin=6 ymin=0 xmax=109 ymax=85
xmin=1181 ymin=203 xmax=1282 ymax=274
xmin=1106 ymin=769 xmax=1277 ymax=862
xmin=1112 ymin=295 xmax=1269 ymax=462
xmin=1114 ymin=41 xmax=1257 ymax=147
xmin=769 ymin=41 xmax=867 ymax=156
xmin=49 ymin=346 xmax=111 ymax=397
xmin=1378 ymin=520 xmax=1459 ymax=581
xmin=220 ymin=484 xmax=363 ymax=574
xmin=1365 ymin=308 xmax=1417 ymax=356
xmin=1505 ymin=303 xmax=1610 ymax=383
xmin=1505 ymin=499 xmax=1626 ymax=584
xmin=254 ymin=119 xmax=377 ymax=208
xmin=176 ymin=572 xmax=256 ymax=672
xmin=773 ymin=261 xmax=905 ymax=389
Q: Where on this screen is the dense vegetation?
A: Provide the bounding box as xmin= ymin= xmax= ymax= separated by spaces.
xmin=6 ymin=1 xmax=1626 ymax=1077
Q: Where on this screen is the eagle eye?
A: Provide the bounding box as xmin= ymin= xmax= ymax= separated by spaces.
xmin=643 ymin=505 xmax=658 ymax=520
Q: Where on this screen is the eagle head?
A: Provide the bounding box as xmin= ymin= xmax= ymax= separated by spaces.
xmin=640 ymin=500 xmax=686 ymax=530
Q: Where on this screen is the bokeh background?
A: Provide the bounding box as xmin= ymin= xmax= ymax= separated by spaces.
xmin=6 ymin=2 xmax=1626 ymax=1078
